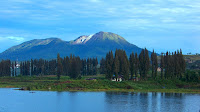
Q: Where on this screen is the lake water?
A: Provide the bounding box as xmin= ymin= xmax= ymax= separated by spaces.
xmin=0 ymin=88 xmax=199 ymax=112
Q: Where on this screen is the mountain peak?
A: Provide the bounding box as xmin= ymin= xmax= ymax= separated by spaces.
xmin=72 ymin=31 xmax=126 ymax=45
xmin=44 ymin=37 xmax=63 ymax=42
xmin=97 ymin=31 xmax=106 ymax=34
xmin=88 ymin=31 xmax=126 ymax=43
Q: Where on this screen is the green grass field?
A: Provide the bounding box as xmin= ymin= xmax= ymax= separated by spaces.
xmin=0 ymin=75 xmax=199 ymax=93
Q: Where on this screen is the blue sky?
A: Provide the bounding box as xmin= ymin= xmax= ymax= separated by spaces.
xmin=0 ymin=0 xmax=200 ymax=54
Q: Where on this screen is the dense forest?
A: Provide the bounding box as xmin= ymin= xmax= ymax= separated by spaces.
xmin=103 ymin=49 xmax=187 ymax=81
xmin=0 ymin=49 xmax=199 ymax=82
xmin=0 ymin=54 xmax=98 ymax=78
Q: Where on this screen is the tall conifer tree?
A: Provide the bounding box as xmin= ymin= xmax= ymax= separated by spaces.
xmin=129 ymin=52 xmax=135 ymax=80
xmin=114 ymin=54 xmax=119 ymax=80
xmin=57 ymin=53 xmax=62 ymax=80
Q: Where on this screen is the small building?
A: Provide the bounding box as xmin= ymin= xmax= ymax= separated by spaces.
xmin=157 ymin=67 xmax=161 ymax=72
xmin=16 ymin=64 xmax=20 ymax=68
xmin=112 ymin=75 xmax=122 ymax=82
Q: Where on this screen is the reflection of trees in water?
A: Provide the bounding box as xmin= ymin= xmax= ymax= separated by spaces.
xmin=105 ymin=92 xmax=133 ymax=112
xmin=56 ymin=91 xmax=79 ymax=112
xmin=164 ymin=93 xmax=183 ymax=98
xmin=160 ymin=92 xmax=184 ymax=112
xmin=105 ymin=91 xmax=130 ymax=103
xmin=105 ymin=92 xmax=185 ymax=112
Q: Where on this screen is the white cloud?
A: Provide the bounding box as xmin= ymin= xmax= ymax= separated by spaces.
xmin=0 ymin=36 xmax=25 ymax=42
xmin=6 ymin=36 xmax=24 ymax=42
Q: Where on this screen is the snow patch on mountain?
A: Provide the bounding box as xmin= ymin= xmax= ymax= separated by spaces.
xmin=73 ymin=34 xmax=94 ymax=44
xmin=84 ymin=34 xmax=94 ymax=43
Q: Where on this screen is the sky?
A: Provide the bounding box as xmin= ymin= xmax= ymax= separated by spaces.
xmin=0 ymin=0 xmax=200 ymax=54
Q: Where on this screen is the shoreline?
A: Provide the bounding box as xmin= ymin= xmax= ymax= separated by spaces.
xmin=1 ymin=87 xmax=199 ymax=94
xmin=0 ymin=76 xmax=199 ymax=94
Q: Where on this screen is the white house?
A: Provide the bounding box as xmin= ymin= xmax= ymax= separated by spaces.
xmin=112 ymin=75 xmax=122 ymax=82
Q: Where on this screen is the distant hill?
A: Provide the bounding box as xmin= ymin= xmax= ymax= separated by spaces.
xmin=184 ymin=55 xmax=200 ymax=69
xmin=184 ymin=55 xmax=200 ymax=62
xmin=0 ymin=31 xmax=148 ymax=61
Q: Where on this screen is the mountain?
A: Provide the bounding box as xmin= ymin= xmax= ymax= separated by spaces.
xmin=0 ymin=31 xmax=147 ymax=61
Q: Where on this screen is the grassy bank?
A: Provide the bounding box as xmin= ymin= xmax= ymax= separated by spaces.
xmin=0 ymin=75 xmax=199 ymax=93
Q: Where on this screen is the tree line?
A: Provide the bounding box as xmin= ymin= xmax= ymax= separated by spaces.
xmin=160 ymin=50 xmax=186 ymax=79
xmin=102 ymin=49 xmax=186 ymax=80
xmin=0 ymin=60 xmax=11 ymax=77
xmin=0 ymin=54 xmax=98 ymax=79
xmin=0 ymin=48 xmax=192 ymax=81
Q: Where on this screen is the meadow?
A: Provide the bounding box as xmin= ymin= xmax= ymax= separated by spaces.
xmin=0 ymin=75 xmax=199 ymax=93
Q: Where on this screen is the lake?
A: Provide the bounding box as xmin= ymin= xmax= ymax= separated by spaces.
xmin=0 ymin=88 xmax=199 ymax=112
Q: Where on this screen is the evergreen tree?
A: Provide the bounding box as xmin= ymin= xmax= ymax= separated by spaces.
xmin=0 ymin=60 xmax=11 ymax=77
xmin=81 ymin=59 xmax=87 ymax=76
xmin=49 ymin=59 xmax=57 ymax=75
xmin=105 ymin=51 xmax=114 ymax=80
xmin=170 ymin=52 xmax=175 ymax=78
xmin=57 ymin=53 xmax=63 ymax=80
xmin=134 ymin=53 xmax=139 ymax=78
xmin=121 ymin=50 xmax=129 ymax=80
xmin=92 ymin=58 xmax=98 ymax=75
xmin=160 ymin=54 xmax=165 ymax=79
xmin=87 ymin=58 xmax=90 ymax=75
xmin=144 ymin=48 xmax=150 ymax=79
xmin=139 ymin=48 xmax=150 ymax=79
xmin=90 ymin=58 xmax=93 ymax=75
xmin=154 ymin=53 xmax=158 ymax=78
xmin=31 ymin=59 xmax=33 ymax=76
xmin=151 ymin=50 xmax=158 ymax=79
xmin=114 ymin=54 xmax=119 ymax=80
xmin=180 ymin=49 xmax=186 ymax=79
xmin=100 ymin=58 xmax=106 ymax=74
xmin=139 ymin=49 xmax=145 ymax=79
xmin=20 ymin=62 xmax=23 ymax=76
xmin=151 ymin=50 xmax=155 ymax=78
xmin=69 ymin=55 xmax=81 ymax=79
xmin=129 ymin=52 xmax=135 ymax=80
xmin=164 ymin=52 xmax=169 ymax=79
xmin=95 ymin=58 xmax=98 ymax=75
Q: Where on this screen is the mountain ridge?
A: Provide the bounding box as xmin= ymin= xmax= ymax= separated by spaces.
xmin=0 ymin=31 xmax=148 ymax=61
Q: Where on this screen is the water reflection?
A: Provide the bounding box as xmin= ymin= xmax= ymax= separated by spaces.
xmin=105 ymin=92 xmax=194 ymax=112
xmin=0 ymin=89 xmax=199 ymax=112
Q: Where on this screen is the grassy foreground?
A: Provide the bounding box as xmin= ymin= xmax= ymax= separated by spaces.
xmin=0 ymin=75 xmax=199 ymax=93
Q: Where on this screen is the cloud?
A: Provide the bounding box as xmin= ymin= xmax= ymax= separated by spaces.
xmin=0 ymin=36 xmax=25 ymax=43
xmin=6 ymin=36 xmax=24 ymax=42
xmin=0 ymin=0 xmax=199 ymax=53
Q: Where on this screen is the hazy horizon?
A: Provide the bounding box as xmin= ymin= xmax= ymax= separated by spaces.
xmin=0 ymin=0 xmax=199 ymax=54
